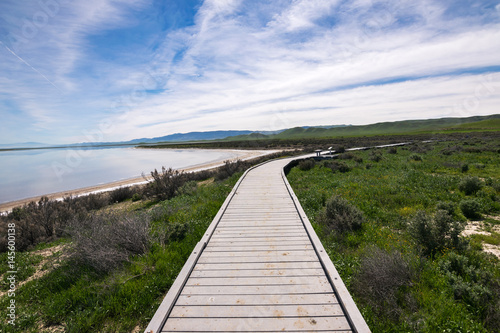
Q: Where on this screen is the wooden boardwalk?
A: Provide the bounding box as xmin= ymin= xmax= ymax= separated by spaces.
xmin=145 ymin=156 xmax=370 ymax=333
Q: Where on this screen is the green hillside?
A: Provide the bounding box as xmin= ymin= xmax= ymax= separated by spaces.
xmin=445 ymin=118 xmax=500 ymax=131
xmin=275 ymin=114 xmax=500 ymax=139
xmin=219 ymin=114 xmax=499 ymax=142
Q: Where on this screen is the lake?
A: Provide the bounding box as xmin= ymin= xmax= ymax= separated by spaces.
xmin=0 ymin=147 xmax=250 ymax=204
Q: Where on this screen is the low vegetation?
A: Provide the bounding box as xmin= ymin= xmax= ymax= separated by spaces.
xmin=286 ymin=137 xmax=500 ymax=332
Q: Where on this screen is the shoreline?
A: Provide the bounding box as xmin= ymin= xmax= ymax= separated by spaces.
xmin=0 ymin=149 xmax=280 ymax=214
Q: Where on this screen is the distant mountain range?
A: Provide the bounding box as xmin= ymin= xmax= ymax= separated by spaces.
xmin=2 ymin=114 xmax=499 ymax=150
xmin=116 ymin=129 xmax=287 ymax=144
xmin=0 ymin=129 xmax=290 ymax=149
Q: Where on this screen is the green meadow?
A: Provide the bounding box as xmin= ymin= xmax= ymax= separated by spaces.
xmin=287 ymin=138 xmax=500 ymax=332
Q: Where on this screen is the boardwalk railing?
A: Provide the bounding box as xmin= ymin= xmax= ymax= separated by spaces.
xmin=145 ymin=155 xmax=371 ymax=333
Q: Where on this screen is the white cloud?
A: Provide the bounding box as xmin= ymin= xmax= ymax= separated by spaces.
xmin=268 ymin=0 xmax=341 ymax=31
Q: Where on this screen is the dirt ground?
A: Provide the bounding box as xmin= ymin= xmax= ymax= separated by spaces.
xmin=462 ymin=217 xmax=500 ymax=259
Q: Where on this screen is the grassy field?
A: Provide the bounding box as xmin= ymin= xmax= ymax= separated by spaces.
xmin=286 ymin=137 xmax=500 ymax=332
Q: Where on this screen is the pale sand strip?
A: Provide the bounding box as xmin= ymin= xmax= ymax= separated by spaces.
xmin=0 ymin=149 xmax=280 ymax=214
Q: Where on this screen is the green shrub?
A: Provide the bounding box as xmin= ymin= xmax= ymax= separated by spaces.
xmin=370 ymin=151 xmax=383 ymax=162
xmin=336 ymin=146 xmax=346 ymax=153
xmin=145 ymin=167 xmax=185 ymax=200
xmin=460 ymin=199 xmax=482 ymax=219
xmin=298 ymin=159 xmax=315 ymax=171
xmin=439 ymin=252 xmax=499 ymax=326
xmin=324 ymin=161 xmax=351 ymax=173
xmin=441 ymin=145 xmax=462 ymax=155
xmin=409 ymin=154 xmax=422 ymax=161
xmin=388 ymin=147 xmax=398 ymax=154
xmin=339 ymin=152 xmax=355 ymax=160
xmin=165 ymin=222 xmax=189 ymax=243
xmin=458 ymin=176 xmax=482 ymax=195
xmin=131 ymin=193 xmax=142 ymax=202
xmin=178 ymin=181 xmax=198 ymax=196
xmin=409 ymin=210 xmax=465 ymax=256
xmin=492 ymin=181 xmax=500 ymax=193
xmin=461 ymin=163 xmax=469 ymax=173
xmin=215 ymin=159 xmax=249 ymax=180
xmin=319 ymin=195 xmax=365 ymax=236
xmin=436 ymin=201 xmax=456 ymax=218
xmin=109 ymin=186 xmax=132 ymax=203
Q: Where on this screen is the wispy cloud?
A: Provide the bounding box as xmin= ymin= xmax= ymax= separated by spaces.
xmin=0 ymin=0 xmax=499 ymax=143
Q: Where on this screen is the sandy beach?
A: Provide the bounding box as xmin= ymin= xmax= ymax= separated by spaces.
xmin=0 ymin=149 xmax=280 ymax=214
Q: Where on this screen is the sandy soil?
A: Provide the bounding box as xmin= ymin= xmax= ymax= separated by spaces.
xmin=0 ymin=149 xmax=280 ymax=214
xmin=461 ymin=218 xmax=500 ymax=259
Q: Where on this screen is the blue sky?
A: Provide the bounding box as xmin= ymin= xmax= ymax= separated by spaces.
xmin=0 ymin=0 xmax=499 ymax=144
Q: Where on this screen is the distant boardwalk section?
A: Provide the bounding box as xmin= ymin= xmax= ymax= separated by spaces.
xmin=145 ymin=155 xmax=371 ymax=332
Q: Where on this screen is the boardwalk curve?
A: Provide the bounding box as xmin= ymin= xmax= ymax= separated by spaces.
xmin=145 ymin=156 xmax=371 ymax=333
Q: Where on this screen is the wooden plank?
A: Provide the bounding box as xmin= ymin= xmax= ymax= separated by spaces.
xmin=212 ymin=232 xmax=307 ymax=238
xmin=174 ymin=293 xmax=339 ymax=306
xmin=214 ymin=229 xmax=306 ymax=234
xmin=197 ymin=255 xmax=318 ymax=264
xmin=162 ymin=316 xmax=351 ymax=332
xmin=201 ymin=250 xmax=316 ymax=257
xmin=219 ymin=217 xmax=303 ymax=222
xmin=216 ymin=223 xmax=303 ymax=228
xmin=193 ymin=261 xmax=323 ymax=271
xmin=207 ymin=240 xmax=311 ymax=246
xmin=163 ymin=331 xmax=352 ymax=333
xmin=169 ymin=304 xmax=345 ymax=318
xmin=205 ymin=244 xmax=313 ymax=252
xmin=186 ymin=276 xmax=331 ymax=287
xmin=216 ymin=225 xmax=303 ymax=229
xmin=181 ymin=283 xmax=333 ymax=295
xmin=190 ymin=268 xmax=325 ymax=278
xmin=208 ymin=235 xmax=309 ymax=242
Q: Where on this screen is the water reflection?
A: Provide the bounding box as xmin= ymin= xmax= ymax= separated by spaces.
xmin=0 ymin=147 xmax=246 ymax=203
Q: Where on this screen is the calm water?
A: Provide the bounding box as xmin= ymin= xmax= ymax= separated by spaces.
xmin=0 ymin=147 xmax=247 ymax=204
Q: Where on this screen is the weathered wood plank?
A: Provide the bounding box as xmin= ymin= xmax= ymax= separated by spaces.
xmin=197 ymin=254 xmax=318 ymax=264
xmin=207 ymin=240 xmax=311 ymax=246
xmin=190 ymin=268 xmax=325 ymax=278
xmin=174 ymin=293 xmax=339 ymax=306
xmin=193 ymin=261 xmax=323 ymax=270
xmin=200 ymin=250 xmax=316 ymax=258
xmin=162 ymin=316 xmax=351 ymax=332
xmin=205 ymin=242 xmax=312 ymax=247
xmin=212 ymin=232 xmax=307 ymax=238
xmin=185 ymin=276 xmax=331 ymax=287
xmin=216 ymin=226 xmax=303 ymax=231
xmin=207 ymin=235 xmax=309 ymax=242
xmin=181 ymin=283 xmax=333 ymax=295
xmin=170 ymin=304 xmax=345 ymax=318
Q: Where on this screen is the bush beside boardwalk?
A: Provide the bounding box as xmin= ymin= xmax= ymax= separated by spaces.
xmin=286 ymin=138 xmax=500 ymax=332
